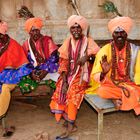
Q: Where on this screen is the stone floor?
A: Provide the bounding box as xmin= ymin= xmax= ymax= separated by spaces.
xmin=0 ymin=85 xmax=140 ymax=140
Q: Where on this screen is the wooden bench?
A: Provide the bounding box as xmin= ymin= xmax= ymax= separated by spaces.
xmin=84 ymin=94 xmax=118 ymax=140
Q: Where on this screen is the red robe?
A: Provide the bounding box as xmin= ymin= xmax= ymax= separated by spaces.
xmin=0 ymin=38 xmax=29 ymax=72
xmin=22 ymin=36 xmax=57 ymax=60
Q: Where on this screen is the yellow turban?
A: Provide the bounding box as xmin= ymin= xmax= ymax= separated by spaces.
xmin=0 ymin=21 xmax=8 ymax=35
xmin=25 ymin=17 xmax=43 ymax=33
xmin=108 ymin=16 xmax=133 ymax=34
xmin=67 ymin=15 xmax=88 ymax=31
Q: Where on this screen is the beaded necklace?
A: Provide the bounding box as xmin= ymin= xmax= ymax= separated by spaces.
xmin=111 ymin=41 xmax=131 ymax=97
xmin=111 ymin=41 xmax=131 ymax=83
xmin=68 ymin=37 xmax=82 ymax=76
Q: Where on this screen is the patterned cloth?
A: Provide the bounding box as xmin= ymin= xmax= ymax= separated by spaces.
xmin=0 ymin=37 xmax=32 ymax=117
xmin=50 ymin=36 xmax=99 ymax=123
xmin=28 ymin=52 xmax=59 ymax=73
xmin=0 ymin=64 xmax=32 ymax=92
xmin=0 ymin=37 xmax=32 ymax=92
xmin=21 ymin=35 xmax=59 ymax=93
xmin=23 ymin=35 xmax=59 ymax=73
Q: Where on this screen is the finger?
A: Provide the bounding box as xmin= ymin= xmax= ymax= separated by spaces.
xmin=102 ymin=55 xmax=106 ymax=62
xmin=103 ymin=55 xmax=107 ymax=61
xmin=108 ymin=60 xmax=112 ymax=67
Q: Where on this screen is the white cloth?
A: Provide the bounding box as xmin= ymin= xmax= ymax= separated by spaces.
xmin=43 ymin=72 xmax=60 ymax=82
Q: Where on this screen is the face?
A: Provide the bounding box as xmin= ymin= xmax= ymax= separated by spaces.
xmin=29 ymin=28 xmax=41 ymax=42
xmin=0 ymin=20 xmax=8 ymax=35
xmin=70 ymin=23 xmax=82 ymax=40
xmin=112 ymin=27 xmax=127 ymax=50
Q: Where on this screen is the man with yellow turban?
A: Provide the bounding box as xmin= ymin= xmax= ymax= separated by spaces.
xmin=88 ymin=16 xmax=140 ymax=115
xmin=21 ymin=17 xmax=59 ymax=91
xmin=50 ymin=15 xmax=99 ymax=139
xmin=0 ymin=19 xmax=32 ymax=137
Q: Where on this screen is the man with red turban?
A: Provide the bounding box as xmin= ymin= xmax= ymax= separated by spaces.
xmin=0 ymin=19 xmax=32 ymax=137
xmin=50 ymin=15 xmax=99 ymax=139
xmin=22 ymin=17 xmax=59 ymax=91
xmin=87 ymin=16 xmax=140 ymax=115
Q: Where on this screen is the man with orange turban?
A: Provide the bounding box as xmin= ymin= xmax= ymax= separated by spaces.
xmin=50 ymin=15 xmax=99 ymax=139
xmin=22 ymin=17 xmax=59 ymax=91
xmin=87 ymin=16 xmax=140 ymax=115
xmin=0 ymin=19 xmax=32 ymax=137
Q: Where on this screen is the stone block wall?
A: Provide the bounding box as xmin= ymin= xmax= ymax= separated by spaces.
xmin=0 ymin=0 xmax=140 ymax=44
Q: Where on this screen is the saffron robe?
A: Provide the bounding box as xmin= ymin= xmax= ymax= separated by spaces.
xmin=87 ymin=42 xmax=140 ymax=115
xmin=50 ymin=36 xmax=99 ymax=122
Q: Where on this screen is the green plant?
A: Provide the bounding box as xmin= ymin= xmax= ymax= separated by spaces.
xmin=99 ymin=1 xmax=122 ymax=16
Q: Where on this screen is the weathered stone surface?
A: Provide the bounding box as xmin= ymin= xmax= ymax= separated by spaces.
xmin=0 ymin=0 xmax=140 ymax=44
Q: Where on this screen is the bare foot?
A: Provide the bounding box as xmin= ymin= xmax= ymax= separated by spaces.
xmin=3 ymin=126 xmax=15 ymax=137
xmin=71 ymin=124 xmax=78 ymax=132
xmin=112 ymin=99 xmax=122 ymax=110
xmin=56 ymin=131 xmax=69 ymax=139
xmin=56 ymin=123 xmax=78 ymax=139
xmin=62 ymin=120 xmax=68 ymax=128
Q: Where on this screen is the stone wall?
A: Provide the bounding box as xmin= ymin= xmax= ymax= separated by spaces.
xmin=0 ymin=0 xmax=140 ymax=44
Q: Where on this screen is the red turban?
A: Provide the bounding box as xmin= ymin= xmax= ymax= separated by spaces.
xmin=25 ymin=17 xmax=43 ymax=33
xmin=0 ymin=21 xmax=8 ymax=35
xmin=108 ymin=16 xmax=133 ymax=34
xmin=67 ymin=15 xmax=88 ymax=31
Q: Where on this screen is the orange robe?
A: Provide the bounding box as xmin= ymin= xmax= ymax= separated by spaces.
xmin=89 ymin=42 xmax=140 ymax=115
xmin=50 ymin=36 xmax=99 ymax=122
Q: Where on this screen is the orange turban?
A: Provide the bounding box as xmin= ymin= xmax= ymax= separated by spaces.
xmin=67 ymin=15 xmax=88 ymax=31
xmin=108 ymin=16 xmax=133 ymax=34
xmin=0 ymin=21 xmax=8 ymax=35
xmin=25 ymin=17 xmax=43 ymax=33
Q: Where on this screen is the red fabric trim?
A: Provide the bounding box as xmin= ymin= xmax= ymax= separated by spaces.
xmin=0 ymin=39 xmax=29 ymax=72
xmin=22 ymin=36 xmax=58 ymax=60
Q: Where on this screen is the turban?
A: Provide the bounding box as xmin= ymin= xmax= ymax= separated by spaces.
xmin=0 ymin=21 xmax=8 ymax=35
xmin=108 ymin=16 xmax=133 ymax=34
xmin=67 ymin=15 xmax=88 ymax=31
xmin=25 ymin=17 xmax=43 ymax=33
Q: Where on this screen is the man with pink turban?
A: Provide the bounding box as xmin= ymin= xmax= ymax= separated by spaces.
xmin=87 ymin=16 xmax=140 ymax=115
xmin=50 ymin=15 xmax=99 ymax=139
xmin=21 ymin=17 xmax=59 ymax=92
xmin=0 ymin=19 xmax=32 ymax=137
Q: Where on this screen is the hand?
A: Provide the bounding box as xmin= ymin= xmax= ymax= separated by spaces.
xmin=31 ymin=70 xmax=48 ymax=82
xmin=61 ymin=72 xmax=68 ymax=94
xmin=31 ymin=70 xmax=40 ymax=82
xmin=100 ymin=55 xmax=111 ymax=74
xmin=61 ymin=82 xmax=68 ymax=94
xmin=37 ymin=70 xmax=48 ymax=81
xmin=77 ymin=56 xmax=87 ymax=66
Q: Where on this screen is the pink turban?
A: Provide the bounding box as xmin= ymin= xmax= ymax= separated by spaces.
xmin=25 ymin=17 xmax=43 ymax=33
xmin=0 ymin=21 xmax=8 ymax=35
xmin=67 ymin=15 xmax=88 ymax=31
xmin=108 ymin=16 xmax=133 ymax=34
